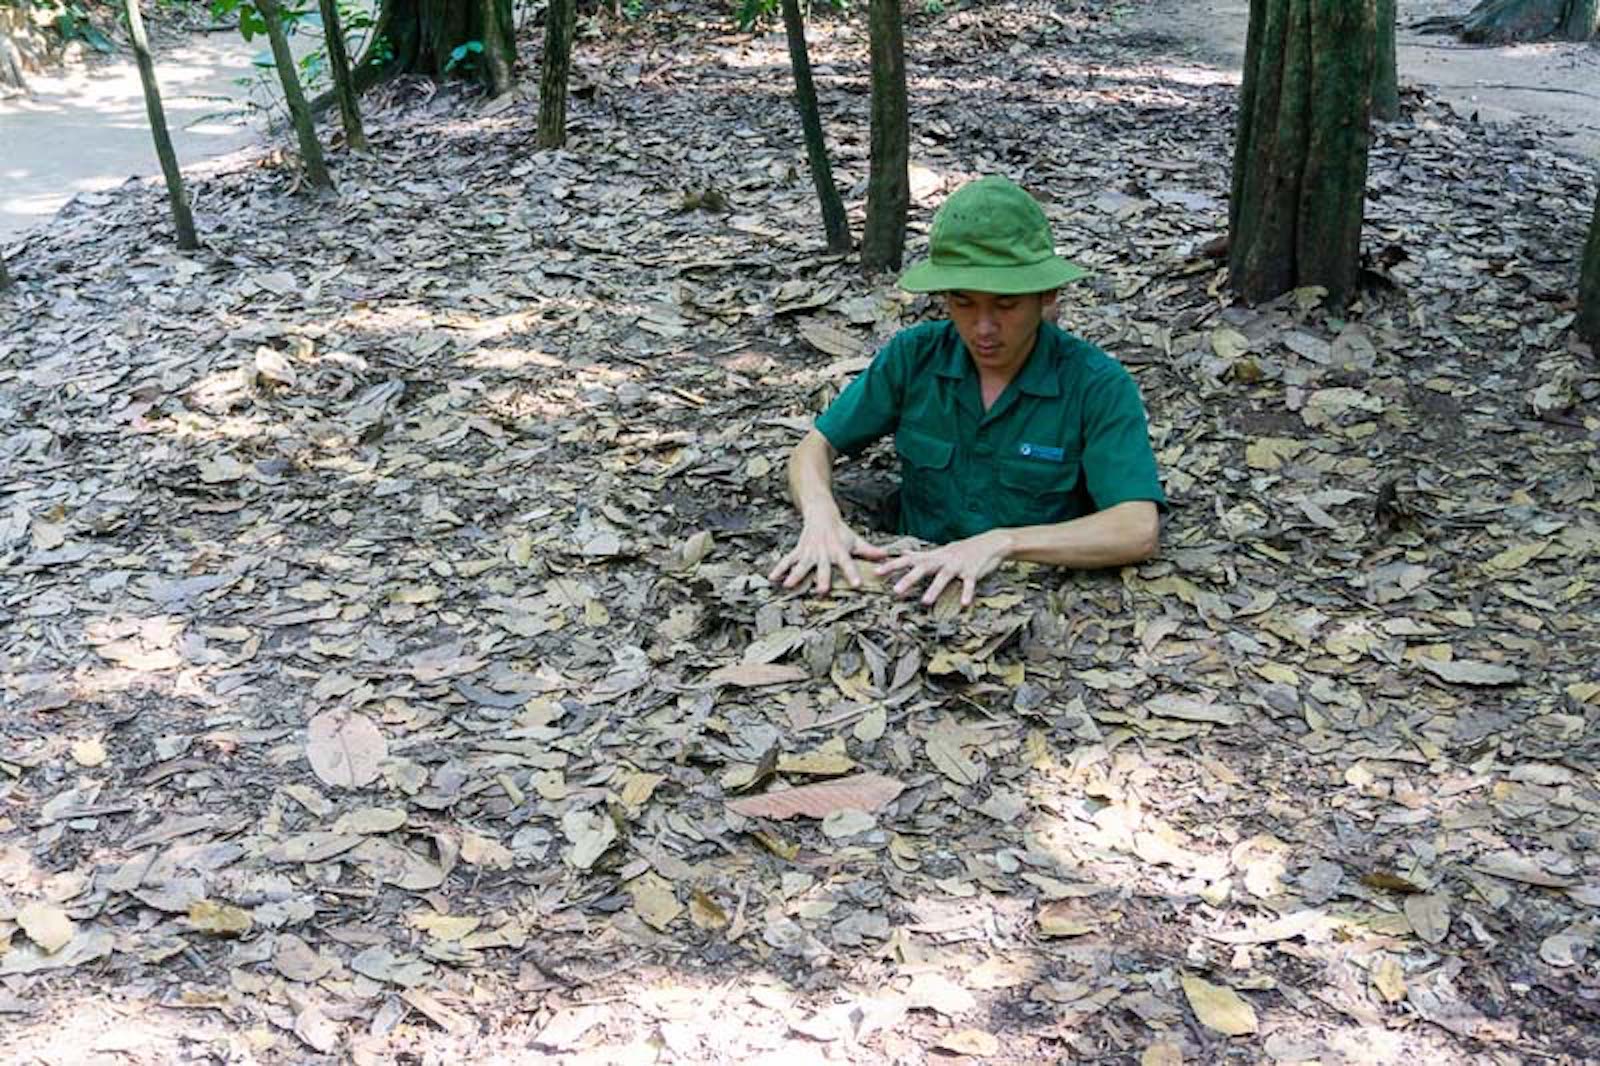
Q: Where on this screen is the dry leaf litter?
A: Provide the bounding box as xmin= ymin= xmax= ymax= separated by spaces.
xmin=1 ymin=1 xmax=1598 ymax=1062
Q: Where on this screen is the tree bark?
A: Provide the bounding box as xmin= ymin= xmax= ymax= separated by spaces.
xmin=1230 ymin=0 xmax=1375 ymax=307
xmin=862 ymin=0 xmax=908 ymax=273
xmin=1579 ymin=188 xmax=1600 ymax=347
xmin=480 ymin=0 xmax=514 ymax=95
xmin=124 ymin=0 xmax=199 ymax=249
xmin=1561 ymin=0 xmax=1599 ymax=38
xmin=781 ymin=0 xmax=850 ymax=253
xmin=0 ymin=255 xmax=11 ymax=291
xmin=538 ymin=0 xmax=576 ymax=148
xmin=257 ymin=0 xmax=335 ymax=191
xmin=0 ymin=5 xmax=39 ymax=92
xmin=1373 ymin=0 xmax=1398 ymax=121
xmin=360 ymin=0 xmax=516 ymax=87
xmin=318 ymin=0 xmax=369 ymax=152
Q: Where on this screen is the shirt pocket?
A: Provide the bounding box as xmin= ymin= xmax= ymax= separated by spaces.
xmin=894 ymin=427 xmax=957 ymax=512
xmin=994 ymin=456 xmax=1081 ymax=528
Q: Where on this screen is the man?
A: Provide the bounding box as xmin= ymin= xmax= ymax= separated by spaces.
xmin=769 ymin=176 xmax=1165 ymax=607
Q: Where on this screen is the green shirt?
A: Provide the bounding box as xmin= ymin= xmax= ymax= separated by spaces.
xmin=815 ymin=321 xmax=1166 ymax=544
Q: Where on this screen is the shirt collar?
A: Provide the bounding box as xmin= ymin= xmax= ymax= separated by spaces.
xmin=933 ymin=320 xmax=1065 ymax=396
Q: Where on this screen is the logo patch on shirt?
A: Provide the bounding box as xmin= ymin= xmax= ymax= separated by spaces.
xmin=1018 ymin=443 xmax=1064 ymax=462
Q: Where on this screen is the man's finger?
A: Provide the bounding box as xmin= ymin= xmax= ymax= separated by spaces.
xmin=841 ymin=554 xmax=862 ymax=588
xmin=854 ymin=541 xmax=889 ymax=561
xmin=893 ymin=565 xmax=928 ymax=598
xmin=875 ymin=554 xmax=917 ymax=576
xmin=960 ymin=574 xmax=977 ymax=607
xmin=922 ymin=569 xmax=954 ymax=605
xmin=813 ymin=561 xmax=832 ymax=597
xmin=768 ymin=551 xmax=796 ymax=583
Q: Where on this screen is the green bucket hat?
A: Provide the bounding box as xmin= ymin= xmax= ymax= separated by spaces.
xmin=899 ymin=176 xmax=1089 ymax=295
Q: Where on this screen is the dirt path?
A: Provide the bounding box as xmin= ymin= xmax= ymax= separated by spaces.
xmin=1130 ymin=0 xmax=1600 ymax=162
xmin=0 ymin=30 xmax=283 ymax=240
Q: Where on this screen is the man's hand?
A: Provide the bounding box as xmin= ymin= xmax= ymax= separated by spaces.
xmin=769 ymin=516 xmax=888 ymax=596
xmin=876 ymin=529 xmax=1011 ymax=607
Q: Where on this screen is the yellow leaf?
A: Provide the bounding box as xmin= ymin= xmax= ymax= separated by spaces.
xmin=1210 ymin=326 xmax=1251 ymax=361
xmin=937 ymin=1029 xmax=1000 ymax=1058
xmin=1483 ymin=541 xmax=1548 ymax=574
xmin=409 ymin=913 xmax=481 ymax=942
xmin=1142 ymin=1043 xmax=1185 ymax=1066
xmin=1245 ymin=437 xmax=1305 ymax=471
xmin=17 ymin=902 xmax=75 ymax=953
xmin=1180 ymin=975 xmax=1258 ymax=1036
xmin=1038 ymin=902 xmax=1097 ymax=937
xmin=188 ymin=899 xmax=253 ymax=937
xmin=1371 ymin=954 xmax=1406 ymax=1003
xmin=853 ymin=706 xmax=887 ymax=743
xmin=70 ymin=738 xmax=106 ymax=768
xmin=689 ymin=889 xmax=728 ymax=931
xmin=628 ymin=872 xmax=683 ymax=931
xmin=460 ymin=832 xmax=514 ymax=870
xmin=778 ymin=737 xmax=856 ymax=776
xmin=1566 ymin=681 xmax=1600 ymax=704
xmin=620 ymin=771 xmax=665 ymax=809
xmin=1253 ymin=662 xmax=1299 ymax=686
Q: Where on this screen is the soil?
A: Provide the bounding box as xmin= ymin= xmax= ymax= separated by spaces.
xmin=0 ymin=8 xmax=317 ymax=240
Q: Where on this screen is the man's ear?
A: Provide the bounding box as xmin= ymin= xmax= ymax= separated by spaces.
xmin=1040 ymin=289 xmax=1060 ymax=322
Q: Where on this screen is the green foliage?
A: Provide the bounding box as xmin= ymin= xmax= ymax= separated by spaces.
xmin=55 ymin=2 xmax=114 ymax=50
xmin=444 ymin=38 xmax=483 ymax=74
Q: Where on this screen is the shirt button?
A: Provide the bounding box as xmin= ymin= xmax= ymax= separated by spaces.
xmin=1020 ymin=443 xmax=1033 ymax=456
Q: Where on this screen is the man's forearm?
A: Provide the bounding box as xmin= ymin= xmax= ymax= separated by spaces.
xmin=787 ymin=429 xmax=843 ymax=523
xmin=991 ymin=500 xmax=1159 ymax=570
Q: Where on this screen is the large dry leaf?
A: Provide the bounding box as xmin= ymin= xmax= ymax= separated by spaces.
xmin=188 ymin=899 xmax=252 ymax=937
xmin=1181 ymin=975 xmax=1258 ymax=1036
xmin=351 ymin=839 xmax=446 ymax=891
xmin=17 ymin=902 xmax=74 ymax=953
xmin=725 ymin=773 xmax=905 ymax=820
xmin=305 ymin=710 xmax=387 ymax=789
xmin=1404 ymin=893 xmax=1451 ymax=944
xmin=1418 ymin=659 xmax=1520 ymax=686
xmin=704 ymin=662 xmax=808 ymax=688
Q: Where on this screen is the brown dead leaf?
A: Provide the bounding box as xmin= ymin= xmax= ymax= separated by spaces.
xmin=1180 ymin=974 xmax=1258 ymax=1036
xmin=725 ymin=773 xmax=905 ymax=820
xmin=704 ymin=662 xmax=809 ymax=688
xmin=305 ymin=710 xmax=387 ymax=789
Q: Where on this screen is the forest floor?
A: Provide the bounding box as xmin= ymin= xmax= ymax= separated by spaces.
xmin=3 ymin=1 xmax=1600 ymax=1064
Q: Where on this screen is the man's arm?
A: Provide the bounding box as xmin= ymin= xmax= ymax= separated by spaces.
xmin=993 ymin=500 xmax=1159 ymax=569
xmin=878 ymin=501 xmax=1159 ymax=605
xmin=768 ymin=429 xmax=887 ymax=595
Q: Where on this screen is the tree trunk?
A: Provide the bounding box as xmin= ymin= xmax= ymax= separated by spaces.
xmin=318 ymin=0 xmax=369 ymax=152
xmin=480 ymin=0 xmax=514 ymax=95
xmin=1373 ymin=0 xmax=1398 ymax=121
xmin=1561 ymin=0 xmax=1599 ymax=38
xmin=124 ymin=0 xmax=199 ymax=249
xmin=258 ymin=0 xmax=335 ymax=191
xmin=781 ymin=0 xmax=850 ymax=253
xmin=1579 ymin=188 xmax=1600 ymax=347
xmin=0 ymin=5 xmax=41 ymax=93
xmin=0 ymin=255 xmax=11 ymax=291
xmin=1230 ymin=0 xmax=1375 ymax=307
xmin=538 ymin=0 xmax=576 ymax=148
xmin=360 ymin=0 xmax=515 ymax=88
xmin=862 ymin=0 xmax=908 ymax=273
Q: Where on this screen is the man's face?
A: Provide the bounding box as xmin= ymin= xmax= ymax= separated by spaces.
xmin=944 ymin=290 xmax=1055 ymax=378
